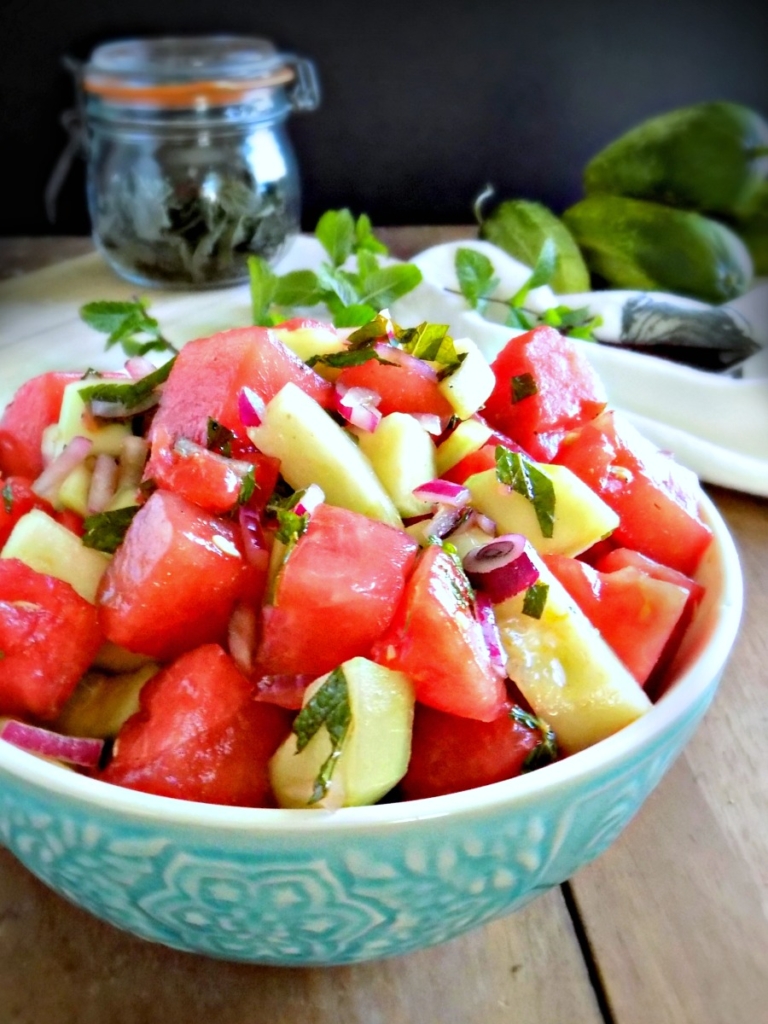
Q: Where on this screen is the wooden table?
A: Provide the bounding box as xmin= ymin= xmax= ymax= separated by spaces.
xmin=1 ymin=235 xmax=766 ymax=1024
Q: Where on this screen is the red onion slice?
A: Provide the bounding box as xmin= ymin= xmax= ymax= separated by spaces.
xmin=90 ymin=393 xmax=160 ymax=418
xmin=373 ymin=343 xmax=438 ymax=380
xmin=474 ymin=592 xmax=507 ymax=679
xmin=86 ymin=453 xmax=119 ymax=514
xmin=452 ymin=510 xmax=496 ymax=539
xmin=1 ymin=719 xmax=104 ymax=768
xmin=293 ymin=483 xmax=325 ymax=517
xmin=252 ymin=674 xmax=316 ymax=710
xmin=239 ymin=386 xmax=266 ymax=428
xmin=32 ymin=435 xmax=93 ymax=503
xmin=125 ymin=356 xmax=158 ymax=380
xmin=462 ymin=534 xmax=540 ymax=603
xmin=412 ymin=413 xmax=445 ymax=436
xmin=412 ymin=478 xmax=470 ymax=508
xmin=335 ymin=384 xmax=382 ymax=433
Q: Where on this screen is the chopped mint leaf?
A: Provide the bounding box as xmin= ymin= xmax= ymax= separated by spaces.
xmin=511 ymin=373 xmax=538 ymax=403
xmin=346 ymin=312 xmax=396 ymax=349
xmin=522 ymin=580 xmax=549 ymax=619
xmin=79 ymin=357 xmax=176 ymax=413
xmin=82 ymin=506 xmax=140 ymax=553
xmin=292 ymin=666 xmax=352 ymax=804
xmin=455 ymin=247 xmax=499 ymax=312
xmin=509 ymin=705 xmax=558 ymax=770
xmin=316 ymin=208 xmax=357 ymax=267
xmin=399 ymin=321 xmax=466 ymax=376
xmin=509 ymin=238 xmax=558 ymax=309
xmin=237 ymin=467 xmax=257 ymax=505
xmin=206 ymin=418 xmax=234 ymax=457
xmin=495 ymin=447 xmax=556 ymax=538
xmin=80 ymin=300 xmax=178 ymax=358
xmin=306 ymin=348 xmax=396 ymax=370
xmin=2 ymin=481 xmax=13 ymax=515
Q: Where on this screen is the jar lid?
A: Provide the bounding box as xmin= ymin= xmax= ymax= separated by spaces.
xmin=81 ymin=35 xmax=316 ymax=109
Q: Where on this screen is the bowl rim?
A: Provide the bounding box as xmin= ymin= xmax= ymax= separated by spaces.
xmin=0 ymin=490 xmax=743 ymax=834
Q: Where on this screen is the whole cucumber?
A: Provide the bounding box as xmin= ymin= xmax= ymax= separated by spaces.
xmin=563 ymin=196 xmax=754 ymax=304
xmin=478 ymin=199 xmax=591 ymax=293
xmin=733 ymin=181 xmax=768 ymax=274
xmin=584 ymin=102 xmax=768 ymax=217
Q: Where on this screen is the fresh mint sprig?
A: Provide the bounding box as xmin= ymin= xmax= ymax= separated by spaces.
xmin=248 ymin=209 xmax=423 ymax=329
xmin=80 ymin=300 xmax=179 ymax=358
xmin=453 ymin=244 xmax=603 ymax=341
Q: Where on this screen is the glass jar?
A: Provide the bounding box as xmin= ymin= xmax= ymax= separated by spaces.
xmin=74 ymin=36 xmax=319 ymax=289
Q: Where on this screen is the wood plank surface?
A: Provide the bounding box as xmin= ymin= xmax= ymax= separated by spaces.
xmin=1 ymin=235 xmax=767 ymax=1024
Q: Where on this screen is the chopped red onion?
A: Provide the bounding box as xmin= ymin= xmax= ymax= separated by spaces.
xmin=125 ymin=356 xmax=158 ymax=380
xmin=412 ymin=478 xmax=471 ymax=508
xmin=252 ymin=674 xmax=315 ymax=710
xmin=117 ymin=435 xmax=149 ymax=492
xmin=32 ymin=435 xmax=93 ymax=503
xmin=420 ymin=503 xmax=467 ymax=541
xmin=463 ymin=534 xmax=540 ymax=603
xmin=373 ymin=343 xmax=438 ymax=380
xmin=474 ymin=592 xmax=508 ymax=678
xmin=86 ymin=454 xmax=119 ymax=514
xmin=293 ymin=483 xmax=325 ymax=517
xmin=238 ymin=386 xmax=266 ymax=428
xmin=228 ymin=603 xmax=258 ymax=677
xmin=1 ymin=719 xmax=104 ymax=768
xmin=452 ymin=510 xmax=496 ymax=539
xmin=335 ymin=383 xmax=382 ymax=433
xmin=90 ymin=393 xmax=161 ymax=419
xmin=412 ymin=413 xmax=445 ymax=436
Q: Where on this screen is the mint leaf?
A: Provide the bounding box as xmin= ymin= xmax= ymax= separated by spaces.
xmin=2 ymin=481 xmax=13 ymax=515
xmin=293 ymin=666 xmax=352 ymax=804
xmin=79 ymin=357 xmax=176 ymax=413
xmin=455 ymin=248 xmax=499 ymax=312
xmin=399 ymin=321 xmax=465 ymax=376
xmin=306 ymin=348 xmax=396 ymax=370
xmin=346 ymin=312 xmax=396 ymax=349
xmin=248 ymin=256 xmax=279 ymax=326
xmin=357 ymin=264 xmax=423 ymax=310
xmin=82 ymin=506 xmax=140 ymax=553
xmin=355 ymin=213 xmax=388 ymax=255
xmin=273 ymin=269 xmax=323 ymax=308
xmin=206 ymin=418 xmax=234 ymax=457
xmin=237 ymin=467 xmax=257 ymax=505
xmin=80 ymin=300 xmax=178 ymax=358
xmin=317 ymin=264 xmax=362 ymax=307
xmin=316 ymin=209 xmax=356 ymax=266
xmin=505 ymin=307 xmax=537 ymax=330
xmin=511 ymin=373 xmax=538 ymax=403
xmin=332 ymin=303 xmax=379 ymax=328
xmin=509 ymin=238 xmax=557 ymax=308
xmin=522 ymin=580 xmax=549 ymax=619
xmin=495 ymin=446 xmax=556 ymax=538
xmin=509 ymin=705 xmax=558 ymax=770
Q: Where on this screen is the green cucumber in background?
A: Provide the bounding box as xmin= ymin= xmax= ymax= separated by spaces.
xmin=478 ymin=199 xmax=592 ymax=293
xmin=584 ymin=102 xmax=768 ymax=217
xmin=562 ymin=196 xmax=754 ymax=304
xmin=733 ymin=181 xmax=768 ymax=274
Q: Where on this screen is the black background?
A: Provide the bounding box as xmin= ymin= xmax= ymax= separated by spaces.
xmin=1 ymin=0 xmax=766 ymax=236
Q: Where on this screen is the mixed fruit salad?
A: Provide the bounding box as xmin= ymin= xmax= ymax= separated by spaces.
xmin=0 ymin=313 xmax=712 ymax=808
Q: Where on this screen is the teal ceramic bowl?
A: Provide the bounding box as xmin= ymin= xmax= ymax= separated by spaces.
xmin=0 ymin=494 xmax=742 ymax=965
